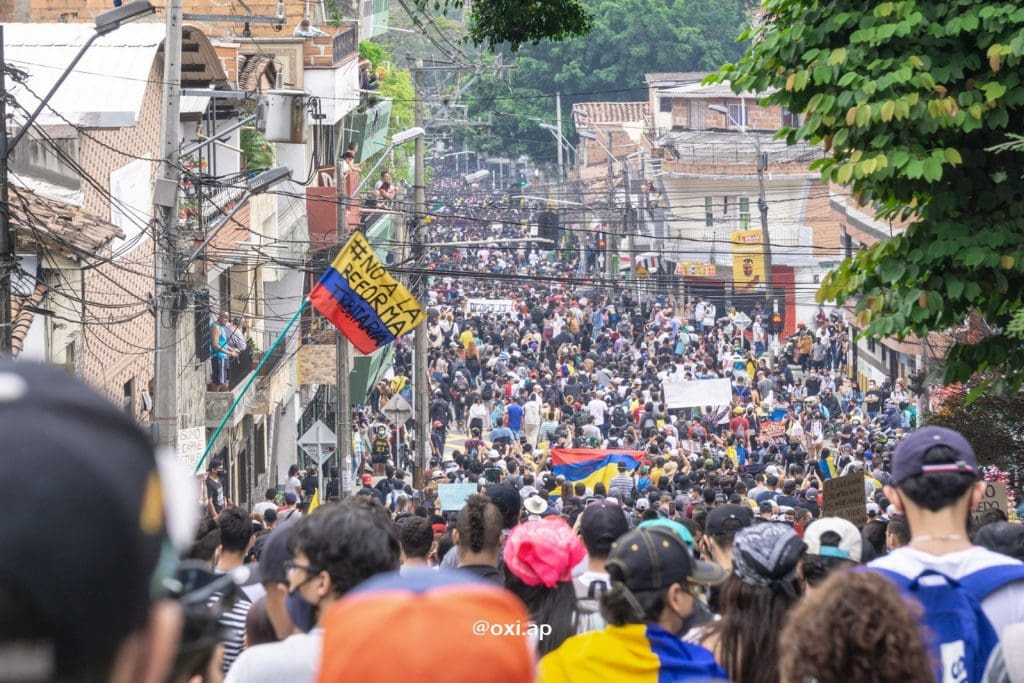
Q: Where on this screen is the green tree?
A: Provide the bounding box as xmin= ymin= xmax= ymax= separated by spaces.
xmin=360 ymin=41 xmax=417 ymax=180
xmin=714 ymin=1 xmax=1024 ymax=392
xmin=412 ymin=0 xmax=591 ymax=50
xmin=464 ymin=0 xmax=749 ymax=161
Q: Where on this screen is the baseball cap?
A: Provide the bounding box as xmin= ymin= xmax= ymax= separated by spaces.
xmin=705 ymin=503 xmax=754 ymax=536
xmin=485 ymin=484 xmax=523 ymax=529
xmin=732 ymin=523 xmax=807 ymax=596
xmin=606 ymin=524 xmax=727 ymax=593
xmin=579 ymin=500 xmax=630 ymax=555
xmin=257 ymin=524 xmax=296 ymax=584
xmin=319 ymin=569 xmax=533 ymax=682
xmin=284 ymin=491 xmax=299 ymax=504
xmin=635 ymin=498 xmax=651 ymax=512
xmin=803 ymin=517 xmax=862 ymax=562
xmin=0 ymin=361 xmax=175 ymax=677
xmin=891 ymin=426 xmax=977 ymax=486
xmin=638 ymin=518 xmax=695 ymax=548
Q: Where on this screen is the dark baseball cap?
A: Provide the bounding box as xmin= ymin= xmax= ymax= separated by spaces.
xmin=607 ymin=524 xmax=727 ymax=593
xmin=257 ymin=524 xmax=296 ymax=584
xmin=485 ymin=483 xmax=522 ymax=529
xmin=579 ymin=500 xmax=630 ymax=555
xmin=0 ymin=361 xmax=170 ymax=676
xmin=891 ymin=426 xmax=977 ymax=486
xmin=705 ymin=504 xmax=754 ymax=536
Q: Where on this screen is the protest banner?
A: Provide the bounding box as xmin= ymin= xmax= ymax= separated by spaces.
xmin=822 ymin=473 xmax=867 ymax=527
xmin=972 ymin=482 xmax=1008 ymax=519
xmin=465 ymin=298 xmax=516 ymax=315
xmin=762 ymin=421 xmax=786 ymax=439
xmin=663 ymin=378 xmax=732 ymax=409
xmin=309 ymin=231 xmax=425 ymax=354
xmin=438 ymin=483 xmax=480 ymax=512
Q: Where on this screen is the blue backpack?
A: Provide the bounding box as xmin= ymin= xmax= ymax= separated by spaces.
xmin=875 ymin=565 xmax=1024 ymax=683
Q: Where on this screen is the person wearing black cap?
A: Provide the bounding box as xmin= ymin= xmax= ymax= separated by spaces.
xmin=0 ymin=361 xmax=189 ymax=683
xmin=868 ymin=426 xmax=1024 ymax=683
xmin=574 ymin=499 xmax=631 ymax=631
xmin=538 ymin=522 xmax=729 ymax=682
xmin=699 ymin=503 xmax=753 ymax=573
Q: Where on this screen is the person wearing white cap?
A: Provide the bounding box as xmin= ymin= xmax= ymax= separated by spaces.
xmin=801 ymin=517 xmax=862 ymax=598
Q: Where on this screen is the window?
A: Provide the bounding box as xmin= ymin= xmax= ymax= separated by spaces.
xmin=123 ymin=380 xmax=134 ymax=417
xmin=727 ymin=103 xmax=748 ymax=128
xmin=867 ymin=338 xmax=877 ymax=353
xmin=704 ymin=197 xmax=714 ymax=227
xmin=739 ymin=197 xmax=751 ymax=229
xmin=782 ymin=107 xmax=801 ymax=127
xmin=659 ymin=97 xmax=673 ymax=113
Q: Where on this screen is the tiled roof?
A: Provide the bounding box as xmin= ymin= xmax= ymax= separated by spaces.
xmin=8 ymin=185 xmax=125 ymax=257
xmin=10 ymin=282 xmax=48 ymax=358
xmin=238 ymin=54 xmax=276 ymax=92
xmin=572 ymin=101 xmax=650 ymax=127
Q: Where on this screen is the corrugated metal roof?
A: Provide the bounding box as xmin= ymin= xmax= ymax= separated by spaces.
xmin=645 ymin=72 xmax=709 ymax=86
xmin=3 ymin=23 xmax=228 ymax=128
xmin=659 ymin=81 xmax=778 ymax=98
xmin=3 ymin=23 xmax=165 ymax=128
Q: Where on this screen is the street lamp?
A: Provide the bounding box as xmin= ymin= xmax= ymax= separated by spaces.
xmin=708 ymin=103 xmax=773 ymax=293
xmin=180 ymin=165 xmax=292 ymax=270
xmin=539 ymin=123 xmax=577 ymax=177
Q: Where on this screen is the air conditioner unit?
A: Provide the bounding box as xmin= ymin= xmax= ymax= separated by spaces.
xmin=140 ymin=390 xmax=153 ymax=413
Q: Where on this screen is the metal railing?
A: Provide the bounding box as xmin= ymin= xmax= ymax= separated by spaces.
xmin=226 ymin=347 xmax=253 ymax=391
xmin=333 ymin=25 xmax=358 ymax=63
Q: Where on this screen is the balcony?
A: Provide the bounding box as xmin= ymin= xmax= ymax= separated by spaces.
xmin=301 ymin=25 xmax=358 ymax=69
xmin=205 ymin=348 xmax=254 ymax=429
xmin=344 ymin=98 xmax=392 ymax=164
xmin=306 ymin=166 xmax=362 ymax=250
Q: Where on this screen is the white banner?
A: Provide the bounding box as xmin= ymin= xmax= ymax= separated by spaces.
xmin=663 ymin=378 xmax=732 ymax=409
xmin=464 ymin=298 xmax=516 ymax=315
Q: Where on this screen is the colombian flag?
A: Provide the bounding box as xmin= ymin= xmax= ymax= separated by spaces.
xmin=550 ymin=448 xmax=645 ymax=492
xmin=310 ymin=231 xmax=425 ymax=354
xmin=538 ymin=623 xmax=729 ymax=683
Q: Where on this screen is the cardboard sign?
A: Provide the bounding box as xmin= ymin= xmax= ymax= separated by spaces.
xmin=822 ymin=473 xmax=867 ymax=527
xmin=438 ymin=483 xmax=480 ymax=511
xmin=465 ymin=298 xmax=516 ymax=316
xmin=177 ymin=426 xmax=206 ymax=473
xmin=973 ymin=482 xmax=1008 ymax=519
xmin=762 ymin=421 xmax=786 ymax=438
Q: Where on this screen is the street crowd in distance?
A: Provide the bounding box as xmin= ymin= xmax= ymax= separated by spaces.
xmin=4 ymin=173 xmax=1023 ymax=683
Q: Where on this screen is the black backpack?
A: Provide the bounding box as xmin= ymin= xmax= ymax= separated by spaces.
xmin=611 ymin=405 xmax=628 ymax=428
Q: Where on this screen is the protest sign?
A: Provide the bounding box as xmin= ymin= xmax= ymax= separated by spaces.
xmin=762 ymin=421 xmax=786 ymax=439
xmin=663 ymin=378 xmax=732 ymax=409
xmin=309 ymin=231 xmax=425 ymax=354
xmin=822 ymin=473 xmax=867 ymax=527
xmin=972 ymin=482 xmax=1008 ymax=519
xmin=438 ymin=483 xmax=480 ymax=511
xmin=465 ymin=298 xmax=516 ymax=315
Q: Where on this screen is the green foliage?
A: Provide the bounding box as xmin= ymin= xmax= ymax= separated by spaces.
xmin=465 ymin=0 xmax=749 ymax=160
xmin=359 ymin=41 xmax=417 ymax=180
xmin=240 ymin=129 xmax=274 ymax=171
xmin=713 ymin=0 xmax=1024 ymax=391
xmin=411 ymin=0 xmax=592 ymax=51
xmin=323 ymin=0 xmax=345 ymax=26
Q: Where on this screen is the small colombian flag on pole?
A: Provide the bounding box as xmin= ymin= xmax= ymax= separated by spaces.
xmin=309 ymin=231 xmax=425 ymax=354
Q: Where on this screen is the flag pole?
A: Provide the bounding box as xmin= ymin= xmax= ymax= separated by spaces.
xmin=194 ymin=298 xmax=309 ymax=475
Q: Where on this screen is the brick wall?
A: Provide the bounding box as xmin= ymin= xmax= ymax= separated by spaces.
xmin=668 ymin=97 xmax=787 ymax=132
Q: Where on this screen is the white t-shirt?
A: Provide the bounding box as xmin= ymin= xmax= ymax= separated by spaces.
xmin=225 ymin=630 xmax=321 ymax=683
xmin=869 ymin=546 xmax=1024 ymax=636
xmin=288 ymin=476 xmax=303 ymax=499
xmin=587 ymin=399 xmax=608 ymax=426
xmin=252 ymin=501 xmax=276 ymax=519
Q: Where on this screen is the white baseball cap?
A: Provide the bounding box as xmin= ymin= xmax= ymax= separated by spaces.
xmin=803 ymin=517 xmax=862 ymax=562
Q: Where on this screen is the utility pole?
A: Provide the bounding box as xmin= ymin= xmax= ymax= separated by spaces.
xmin=334 ymin=142 xmax=352 ymax=497
xmin=555 ymin=91 xmax=564 ymax=180
xmin=754 ymin=138 xmax=773 ymax=294
xmin=153 ymin=0 xmax=184 ymax=450
xmin=412 ymin=59 xmax=430 ymax=487
xmin=623 ymin=162 xmax=637 ymax=304
xmin=605 ymin=131 xmax=616 ymax=282
xmin=0 ymin=27 xmax=12 ymax=353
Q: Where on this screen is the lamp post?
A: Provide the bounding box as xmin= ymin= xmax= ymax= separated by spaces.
xmin=0 ymin=0 xmax=156 ymax=352
xmin=708 ymin=104 xmax=773 ymax=294
xmin=539 ymin=124 xmax=578 ymax=178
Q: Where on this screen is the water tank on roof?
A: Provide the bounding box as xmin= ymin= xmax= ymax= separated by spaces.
xmin=265 ymin=90 xmax=307 ymax=144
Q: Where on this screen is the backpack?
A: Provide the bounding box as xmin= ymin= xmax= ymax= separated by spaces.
xmin=874 ymin=565 xmax=1024 ymax=683
xmin=611 ymin=405 xmax=628 ymax=428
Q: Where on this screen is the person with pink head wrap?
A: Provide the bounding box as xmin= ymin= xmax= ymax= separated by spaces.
xmin=503 ymin=518 xmax=587 ymax=655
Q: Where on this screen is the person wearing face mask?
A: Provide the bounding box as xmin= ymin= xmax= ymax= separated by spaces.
xmin=537 ymin=522 xmax=729 ymax=683
xmin=225 ymin=497 xmax=400 ymax=682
